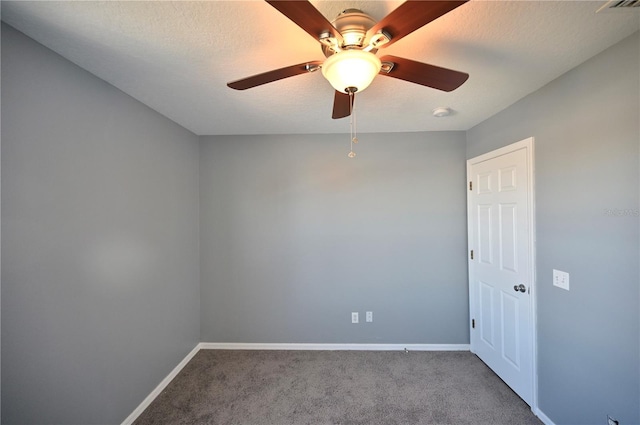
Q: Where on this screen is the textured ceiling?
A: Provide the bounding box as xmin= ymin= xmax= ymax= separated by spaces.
xmin=2 ymin=1 xmax=639 ymax=136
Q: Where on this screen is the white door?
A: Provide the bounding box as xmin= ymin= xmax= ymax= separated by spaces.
xmin=467 ymin=138 xmax=535 ymax=406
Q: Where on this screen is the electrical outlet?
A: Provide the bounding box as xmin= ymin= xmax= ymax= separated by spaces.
xmin=351 ymin=312 xmax=359 ymax=324
xmin=553 ymin=269 xmax=570 ymax=291
xmin=607 ymin=415 xmax=619 ymax=425
xmin=366 ymin=311 xmax=373 ymax=322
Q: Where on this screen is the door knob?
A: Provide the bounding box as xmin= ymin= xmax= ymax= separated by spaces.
xmin=513 ymin=284 xmax=526 ymax=293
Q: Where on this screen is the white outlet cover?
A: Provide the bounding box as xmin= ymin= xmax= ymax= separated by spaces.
xmin=351 ymin=312 xmax=359 ymax=324
xmin=365 ymin=311 xmax=373 ymax=322
xmin=553 ymin=269 xmax=570 ymax=291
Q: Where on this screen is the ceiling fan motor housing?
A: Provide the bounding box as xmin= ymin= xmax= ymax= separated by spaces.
xmin=321 ymin=9 xmax=377 ymax=57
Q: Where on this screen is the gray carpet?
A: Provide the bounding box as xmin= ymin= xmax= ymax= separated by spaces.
xmin=134 ymin=350 xmax=542 ymax=425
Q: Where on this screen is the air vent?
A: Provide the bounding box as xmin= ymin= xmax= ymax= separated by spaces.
xmin=597 ymin=0 xmax=640 ymax=12
xmin=609 ymin=0 xmax=640 ymax=7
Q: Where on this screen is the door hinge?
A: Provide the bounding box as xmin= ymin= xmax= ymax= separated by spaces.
xmin=472 ymin=319 xmax=475 ymax=329
xmin=470 ymin=250 xmax=474 ymax=260
xmin=469 ymin=181 xmax=472 ymax=191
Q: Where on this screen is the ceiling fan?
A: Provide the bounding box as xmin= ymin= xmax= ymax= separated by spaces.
xmin=227 ymin=0 xmax=470 ymax=119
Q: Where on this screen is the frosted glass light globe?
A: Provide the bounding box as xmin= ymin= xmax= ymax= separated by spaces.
xmin=322 ymin=50 xmax=382 ymax=94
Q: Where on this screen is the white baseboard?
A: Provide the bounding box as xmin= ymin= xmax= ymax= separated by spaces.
xmin=199 ymin=342 xmax=470 ymax=351
xmin=533 ymin=407 xmax=556 ymax=425
xmin=121 ymin=343 xmax=201 ymax=425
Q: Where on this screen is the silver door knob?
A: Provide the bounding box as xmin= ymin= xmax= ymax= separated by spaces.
xmin=514 ymin=284 xmax=526 ymax=293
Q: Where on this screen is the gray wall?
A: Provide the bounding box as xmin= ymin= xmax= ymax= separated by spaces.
xmin=467 ymin=32 xmax=640 ymax=425
xmin=1 ymin=24 xmax=200 ymax=424
xmin=200 ymin=132 xmax=469 ymax=344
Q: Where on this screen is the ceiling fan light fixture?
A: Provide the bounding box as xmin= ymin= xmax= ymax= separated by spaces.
xmin=322 ymin=50 xmax=382 ymax=94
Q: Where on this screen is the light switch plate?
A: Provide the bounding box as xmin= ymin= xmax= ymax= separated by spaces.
xmin=553 ymin=269 xmax=570 ymax=291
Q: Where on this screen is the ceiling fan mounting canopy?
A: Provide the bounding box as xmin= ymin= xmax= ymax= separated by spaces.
xmin=226 ymin=1 xmax=470 ymax=119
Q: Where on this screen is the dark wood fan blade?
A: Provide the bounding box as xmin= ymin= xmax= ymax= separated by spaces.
xmin=332 ymin=91 xmax=353 ymax=119
xmin=379 ymin=55 xmax=468 ymax=92
xmin=227 ymin=61 xmax=322 ymax=90
xmin=367 ymin=1 xmax=467 ymax=48
xmin=266 ymin=1 xmax=342 ymax=44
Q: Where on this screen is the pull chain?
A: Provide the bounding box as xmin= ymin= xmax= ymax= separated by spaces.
xmin=348 ymin=92 xmax=357 ymax=158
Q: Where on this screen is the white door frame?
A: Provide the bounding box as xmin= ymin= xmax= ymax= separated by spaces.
xmin=467 ymin=137 xmax=538 ymax=412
